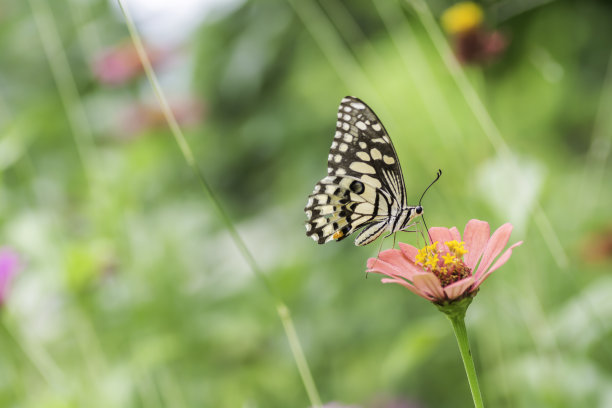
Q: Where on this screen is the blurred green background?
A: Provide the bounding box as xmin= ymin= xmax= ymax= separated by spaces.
xmin=1 ymin=0 xmax=612 ymax=407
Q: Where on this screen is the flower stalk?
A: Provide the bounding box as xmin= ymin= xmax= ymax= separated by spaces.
xmin=437 ymin=297 xmax=484 ymax=408
xmin=117 ymin=2 xmax=322 ymax=407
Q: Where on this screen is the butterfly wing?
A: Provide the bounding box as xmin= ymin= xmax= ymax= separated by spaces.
xmin=305 ymin=96 xmax=408 ymax=245
xmin=305 ymin=174 xmax=391 ymax=244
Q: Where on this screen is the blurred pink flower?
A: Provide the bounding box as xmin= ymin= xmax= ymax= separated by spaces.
xmin=367 ymin=220 xmax=522 ymax=304
xmin=0 ymin=247 xmax=20 ymax=307
xmin=120 ymin=98 xmax=205 ymax=136
xmin=92 ymin=41 xmax=167 ymax=86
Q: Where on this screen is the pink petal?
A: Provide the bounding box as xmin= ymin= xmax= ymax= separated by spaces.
xmin=475 ymin=241 xmax=523 ymax=286
xmin=443 ymin=276 xmax=475 ymax=300
xmin=474 ymin=223 xmax=513 ymax=281
xmin=412 ymin=273 xmax=445 ymax=300
xmin=399 ymin=242 xmax=418 ymax=262
xmin=429 ymin=227 xmax=454 ymax=246
xmin=463 ymin=219 xmax=490 ymax=270
xmin=381 ymin=278 xmax=431 ymax=299
xmin=366 ymin=257 xmax=402 ymax=279
xmin=378 ymin=249 xmax=421 ymax=280
xmin=449 ymin=227 xmax=461 ymax=242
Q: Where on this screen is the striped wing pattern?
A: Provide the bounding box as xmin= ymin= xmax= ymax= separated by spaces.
xmin=305 ymin=96 xmax=408 ymax=246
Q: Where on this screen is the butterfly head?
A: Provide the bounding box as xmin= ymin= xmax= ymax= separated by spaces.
xmin=399 ymin=205 xmax=423 ymax=231
xmin=408 ymin=205 xmax=423 ymax=222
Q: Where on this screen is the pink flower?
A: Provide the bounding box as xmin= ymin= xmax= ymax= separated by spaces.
xmin=92 ymin=41 xmax=167 ymax=86
xmin=367 ymin=220 xmax=522 ymax=304
xmin=119 ymin=98 xmax=205 ymax=137
xmin=0 ymin=247 xmax=20 ymax=307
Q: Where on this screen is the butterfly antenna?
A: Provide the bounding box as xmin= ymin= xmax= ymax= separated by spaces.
xmin=418 ymin=170 xmax=442 ymax=244
xmin=418 ymin=169 xmax=442 ymax=207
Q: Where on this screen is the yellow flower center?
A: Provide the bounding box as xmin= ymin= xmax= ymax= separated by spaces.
xmin=415 ymin=241 xmax=472 ymax=287
xmin=441 ymin=2 xmax=484 ymax=35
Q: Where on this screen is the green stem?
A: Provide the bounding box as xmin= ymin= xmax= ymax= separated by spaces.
xmin=117 ymin=2 xmax=322 ymax=406
xmin=435 ymin=296 xmax=483 ymax=407
xmin=1 ymin=315 xmax=64 ymax=389
xmin=447 ymin=312 xmax=484 ymax=408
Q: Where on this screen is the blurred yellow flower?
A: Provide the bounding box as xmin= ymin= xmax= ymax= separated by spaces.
xmin=441 ymin=2 xmax=484 ymax=35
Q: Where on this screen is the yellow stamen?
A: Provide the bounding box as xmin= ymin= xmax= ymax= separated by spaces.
xmin=414 ymin=240 xmax=473 ymax=288
xmin=446 ymin=240 xmax=468 ymax=258
xmin=424 ymin=253 xmax=439 ymax=269
xmin=416 ymin=242 xmax=436 ymax=265
xmin=427 ymin=242 xmax=439 ymax=256
xmin=442 ymin=252 xmax=456 ymax=266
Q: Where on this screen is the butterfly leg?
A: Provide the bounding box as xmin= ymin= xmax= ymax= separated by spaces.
xmin=375 ymin=235 xmax=386 ymax=258
xmin=381 ymin=226 xmax=420 ymax=247
xmin=368 ymin=237 xmax=389 ymax=279
xmin=416 ymin=223 xmax=429 ymax=247
xmin=397 ymin=221 xmax=426 ymax=246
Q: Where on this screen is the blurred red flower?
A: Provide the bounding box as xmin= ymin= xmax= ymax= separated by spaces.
xmin=453 ymin=29 xmax=507 ymax=65
xmin=581 ymin=225 xmax=612 ymax=263
xmin=441 ymin=2 xmax=508 ymax=65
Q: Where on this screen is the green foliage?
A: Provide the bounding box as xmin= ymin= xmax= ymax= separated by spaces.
xmin=1 ymin=0 xmax=612 ymax=407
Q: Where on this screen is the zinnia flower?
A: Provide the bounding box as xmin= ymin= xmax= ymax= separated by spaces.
xmin=0 ymin=247 xmax=20 ymax=307
xmin=367 ymin=219 xmax=522 ymax=305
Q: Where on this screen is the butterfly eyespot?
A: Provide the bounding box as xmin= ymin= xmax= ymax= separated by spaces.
xmin=333 ymin=230 xmax=344 ymax=240
xmin=349 ymin=180 xmax=364 ymax=194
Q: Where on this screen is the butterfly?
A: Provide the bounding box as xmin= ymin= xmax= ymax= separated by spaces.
xmin=304 ymin=96 xmax=440 ymax=246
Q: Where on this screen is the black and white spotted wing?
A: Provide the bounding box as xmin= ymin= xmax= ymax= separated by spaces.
xmin=305 ymin=96 xmax=423 ymax=246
